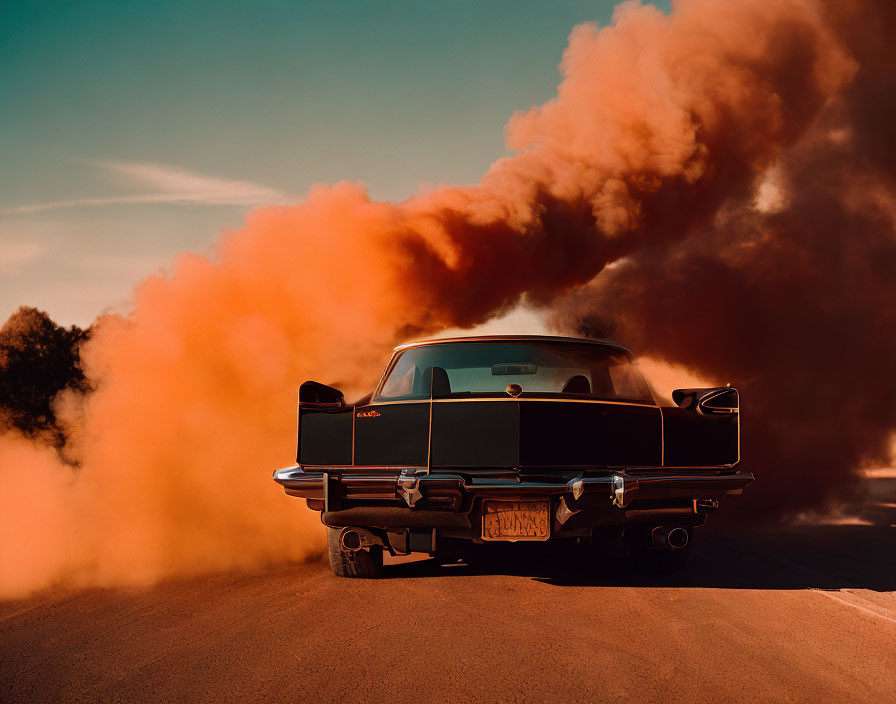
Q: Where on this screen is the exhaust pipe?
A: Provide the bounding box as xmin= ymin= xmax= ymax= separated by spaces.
xmin=339 ymin=529 xmax=363 ymax=552
xmin=338 ymin=527 xmax=384 ymax=552
xmin=651 ymin=526 xmax=689 ymax=550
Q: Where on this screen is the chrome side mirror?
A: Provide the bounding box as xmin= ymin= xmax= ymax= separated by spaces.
xmin=698 ymin=388 xmax=738 ymax=415
xmin=672 ymin=387 xmax=738 ymax=415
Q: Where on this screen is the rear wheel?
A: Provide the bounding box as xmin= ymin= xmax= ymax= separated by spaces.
xmin=627 ymin=527 xmax=690 ymax=574
xmin=327 ymin=526 xmax=384 ymax=578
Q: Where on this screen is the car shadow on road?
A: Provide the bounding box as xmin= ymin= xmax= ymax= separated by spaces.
xmin=383 ymin=475 xmax=896 ymax=592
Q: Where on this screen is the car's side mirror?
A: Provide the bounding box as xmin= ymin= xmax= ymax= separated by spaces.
xmin=699 ymin=388 xmax=738 ymax=415
xmin=672 ymin=387 xmax=738 ymax=416
xmin=299 ymin=380 xmax=345 ymax=409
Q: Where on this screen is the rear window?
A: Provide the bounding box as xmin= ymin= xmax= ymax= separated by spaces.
xmin=376 ymin=341 xmax=653 ymax=403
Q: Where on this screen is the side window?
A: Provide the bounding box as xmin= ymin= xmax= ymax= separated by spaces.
xmin=608 ymin=363 xmax=652 ymax=401
xmin=590 ymin=367 xmax=615 ymax=397
xmin=378 ymin=359 xmax=415 ymax=399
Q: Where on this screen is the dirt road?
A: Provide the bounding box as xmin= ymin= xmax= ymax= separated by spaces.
xmin=2 ymin=473 xmax=894 ymax=703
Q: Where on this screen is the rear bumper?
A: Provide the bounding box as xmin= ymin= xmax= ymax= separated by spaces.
xmin=272 ymin=466 xmax=754 ymax=512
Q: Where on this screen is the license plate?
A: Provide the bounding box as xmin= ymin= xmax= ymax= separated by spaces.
xmin=481 ymin=500 xmax=550 ymax=541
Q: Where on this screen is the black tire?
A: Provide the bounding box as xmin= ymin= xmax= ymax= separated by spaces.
xmin=628 ymin=528 xmax=691 ymax=574
xmin=327 ymin=527 xmax=384 ymax=578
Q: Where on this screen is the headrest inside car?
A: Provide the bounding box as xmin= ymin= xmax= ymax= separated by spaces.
xmin=561 ymin=375 xmax=591 ymax=395
xmin=423 ymin=366 xmax=452 ymax=397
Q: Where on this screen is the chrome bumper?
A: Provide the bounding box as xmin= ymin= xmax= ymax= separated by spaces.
xmin=272 ymin=466 xmax=754 ymax=511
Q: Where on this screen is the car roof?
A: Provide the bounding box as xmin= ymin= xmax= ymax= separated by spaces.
xmin=393 ymin=334 xmax=631 ymax=355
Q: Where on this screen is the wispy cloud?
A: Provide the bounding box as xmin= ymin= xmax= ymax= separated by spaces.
xmin=0 ymin=238 xmax=49 ymax=274
xmin=0 ymin=161 xmax=295 ymax=216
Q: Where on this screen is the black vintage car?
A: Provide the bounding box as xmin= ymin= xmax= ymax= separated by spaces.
xmin=273 ymin=335 xmax=753 ymax=577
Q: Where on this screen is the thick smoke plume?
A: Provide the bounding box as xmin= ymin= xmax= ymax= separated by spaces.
xmin=549 ymin=0 xmax=896 ymax=518
xmin=0 ymin=0 xmax=882 ymax=597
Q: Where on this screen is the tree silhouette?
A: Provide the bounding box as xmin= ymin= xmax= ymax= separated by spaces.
xmin=0 ymin=306 xmax=91 ymax=453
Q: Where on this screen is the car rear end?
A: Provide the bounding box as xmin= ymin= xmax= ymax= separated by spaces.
xmin=273 ymin=336 xmax=754 ymax=575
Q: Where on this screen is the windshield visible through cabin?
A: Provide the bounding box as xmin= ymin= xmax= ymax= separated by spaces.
xmin=375 ymin=341 xmax=653 ymax=403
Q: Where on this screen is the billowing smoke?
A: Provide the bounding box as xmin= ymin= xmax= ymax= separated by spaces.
xmin=0 ymin=0 xmax=882 ymax=597
xmin=549 ymin=0 xmax=896 ymax=518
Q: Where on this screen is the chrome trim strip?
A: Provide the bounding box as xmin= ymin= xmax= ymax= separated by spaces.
xmin=300 ymin=464 xmax=426 ymax=472
xmin=274 ymin=466 xmax=755 ymax=505
xmin=737 ymin=390 xmax=741 ymax=465
xmin=426 ymin=369 xmax=434 ymax=475
xmin=393 ymin=335 xmax=630 ymax=353
xmin=641 ymin=465 xmax=738 ymax=470
xmin=298 ymin=462 xmax=739 ymax=471
xmin=659 ymin=405 xmax=665 ymax=467
xmin=368 ymin=397 xmax=657 ymax=408
xmin=296 ymin=389 xmax=306 ymax=462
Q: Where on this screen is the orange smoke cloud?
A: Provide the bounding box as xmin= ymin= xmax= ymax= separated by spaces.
xmin=549 ymin=0 xmax=896 ymax=518
xmin=0 ymin=0 xmax=865 ymax=597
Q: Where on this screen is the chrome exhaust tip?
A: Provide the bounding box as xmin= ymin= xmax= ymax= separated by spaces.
xmin=651 ymin=526 xmax=689 ymax=550
xmin=667 ymin=527 xmax=689 ymax=549
xmin=340 ymin=529 xmax=363 ymax=552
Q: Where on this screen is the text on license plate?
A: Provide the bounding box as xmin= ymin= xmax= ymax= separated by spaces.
xmin=481 ymin=500 xmax=550 ymax=541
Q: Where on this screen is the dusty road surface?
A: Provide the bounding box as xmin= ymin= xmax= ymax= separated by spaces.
xmin=2 ymin=473 xmax=895 ymax=704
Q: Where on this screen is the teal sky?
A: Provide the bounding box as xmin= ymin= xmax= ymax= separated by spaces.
xmin=0 ymin=0 xmax=669 ymax=326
